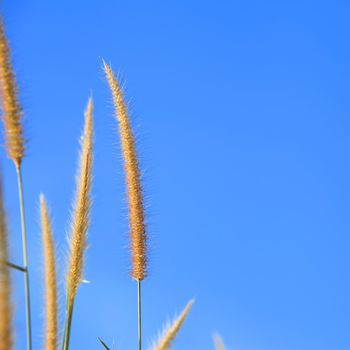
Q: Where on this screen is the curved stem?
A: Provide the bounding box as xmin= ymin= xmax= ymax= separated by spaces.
xmin=16 ymin=166 xmax=32 ymax=350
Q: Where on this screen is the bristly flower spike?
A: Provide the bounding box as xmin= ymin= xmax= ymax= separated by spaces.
xmin=0 ymin=17 xmax=25 ymax=168
xmin=103 ymin=62 xmax=147 ymax=281
xmin=151 ymin=299 xmax=194 ymax=350
xmin=40 ymin=194 xmax=58 ymax=350
xmin=63 ymin=98 xmax=93 ymax=350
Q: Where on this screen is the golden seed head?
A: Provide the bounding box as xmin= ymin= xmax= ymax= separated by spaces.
xmin=0 ymin=18 xmax=25 ymax=168
xmin=103 ymin=62 xmax=147 ymax=280
xmin=40 ymin=194 xmax=58 ymax=350
xmin=213 ymin=334 xmax=226 ymax=350
xmin=151 ymin=299 xmax=194 ymax=350
xmin=0 ymin=173 xmax=13 ymax=349
xmin=66 ymin=98 xmax=93 ymax=309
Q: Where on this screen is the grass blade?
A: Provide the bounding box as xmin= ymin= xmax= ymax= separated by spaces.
xmin=98 ymin=338 xmax=111 ymax=350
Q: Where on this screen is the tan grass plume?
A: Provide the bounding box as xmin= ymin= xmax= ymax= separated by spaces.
xmin=103 ymin=62 xmax=147 ymax=280
xmin=151 ymin=299 xmax=194 ymax=350
xmin=66 ymin=98 xmax=93 ymax=309
xmin=0 ymin=17 xmax=25 ymax=168
xmin=0 ymin=173 xmax=13 ymax=349
xmin=213 ymin=334 xmax=226 ymax=350
xmin=40 ymin=194 xmax=58 ymax=350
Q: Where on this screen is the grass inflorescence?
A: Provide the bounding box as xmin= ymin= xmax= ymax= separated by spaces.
xmin=0 ymin=17 xmax=25 ymax=169
xmin=40 ymin=195 xmax=58 ymax=350
xmin=103 ymin=62 xmax=147 ymax=281
xmin=63 ymin=98 xmax=94 ymax=350
xmin=151 ymin=300 xmax=194 ymax=350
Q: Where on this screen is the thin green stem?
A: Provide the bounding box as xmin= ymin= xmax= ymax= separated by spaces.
xmin=137 ymin=279 xmax=142 ymax=350
xmin=62 ymin=303 xmax=74 ymax=350
xmin=16 ymin=165 xmax=32 ymax=350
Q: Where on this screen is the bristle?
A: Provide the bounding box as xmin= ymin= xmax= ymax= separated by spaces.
xmin=0 ymin=173 xmax=13 ymax=349
xmin=66 ymin=98 xmax=93 ymax=309
xmin=0 ymin=17 xmax=25 ymax=169
xmin=213 ymin=334 xmax=226 ymax=350
xmin=151 ymin=300 xmax=194 ymax=350
xmin=103 ymin=62 xmax=147 ymax=280
xmin=40 ymin=194 xmax=58 ymax=350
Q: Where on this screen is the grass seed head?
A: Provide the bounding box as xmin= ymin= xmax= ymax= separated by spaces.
xmin=151 ymin=299 xmax=194 ymax=350
xmin=66 ymin=98 xmax=93 ymax=309
xmin=0 ymin=18 xmax=25 ymax=168
xmin=103 ymin=62 xmax=147 ymax=280
xmin=40 ymin=194 xmax=58 ymax=350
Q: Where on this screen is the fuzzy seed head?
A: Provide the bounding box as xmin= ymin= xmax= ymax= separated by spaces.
xmin=151 ymin=299 xmax=194 ymax=350
xmin=213 ymin=334 xmax=226 ymax=350
xmin=0 ymin=18 xmax=25 ymax=168
xmin=103 ymin=62 xmax=147 ymax=280
xmin=66 ymin=98 xmax=93 ymax=310
xmin=40 ymin=194 xmax=58 ymax=350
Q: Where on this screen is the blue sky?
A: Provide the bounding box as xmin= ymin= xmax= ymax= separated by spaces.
xmin=1 ymin=1 xmax=350 ymax=349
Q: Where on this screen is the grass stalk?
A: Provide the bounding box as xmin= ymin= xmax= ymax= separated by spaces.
xmin=138 ymin=279 xmax=142 ymax=350
xmin=0 ymin=16 xmax=29 ymax=348
xmin=16 ymin=165 xmax=32 ymax=350
xmin=104 ymin=62 xmax=148 ymax=350
xmin=0 ymin=172 xmax=13 ymax=350
xmin=62 ymin=303 xmax=74 ymax=350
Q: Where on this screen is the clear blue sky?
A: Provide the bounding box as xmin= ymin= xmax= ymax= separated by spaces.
xmin=1 ymin=1 xmax=350 ymax=349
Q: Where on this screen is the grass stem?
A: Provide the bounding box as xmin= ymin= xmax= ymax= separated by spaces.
xmin=16 ymin=165 xmax=32 ymax=350
xmin=138 ymin=279 xmax=142 ymax=350
xmin=62 ymin=303 xmax=74 ymax=350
